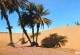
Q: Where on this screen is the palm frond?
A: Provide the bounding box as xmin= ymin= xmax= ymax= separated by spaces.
xmin=36 ymin=4 xmax=44 ymax=14
xmin=41 ymin=9 xmax=49 ymax=16
xmin=43 ymin=18 xmax=52 ymax=27
xmin=26 ymin=2 xmax=35 ymax=12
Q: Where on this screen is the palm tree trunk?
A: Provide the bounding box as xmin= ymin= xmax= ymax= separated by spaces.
xmin=22 ymin=31 xmax=24 ymax=38
xmin=22 ymin=27 xmax=32 ymax=44
xmin=36 ymin=28 xmax=39 ymax=44
xmin=32 ymin=27 xmax=34 ymax=42
xmin=5 ymin=16 xmax=13 ymax=43
xmin=31 ymin=26 xmax=35 ymax=46
xmin=17 ymin=11 xmax=32 ymax=45
xmin=36 ymin=25 xmax=40 ymax=46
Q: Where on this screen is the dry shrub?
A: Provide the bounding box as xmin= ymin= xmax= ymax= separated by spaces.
xmin=19 ymin=37 xmax=26 ymax=44
xmin=41 ymin=33 xmax=68 ymax=48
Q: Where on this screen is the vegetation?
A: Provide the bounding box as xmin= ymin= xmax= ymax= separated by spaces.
xmin=18 ymin=2 xmax=51 ymax=46
xmin=0 ymin=1 xmax=51 ymax=47
xmin=19 ymin=37 xmax=26 ymax=44
xmin=34 ymin=4 xmax=52 ymax=46
xmin=0 ymin=0 xmax=28 ymax=47
xmin=18 ymin=2 xmax=36 ymax=46
xmin=41 ymin=33 xmax=68 ymax=48
xmin=74 ymin=21 xmax=80 ymax=26
xmin=30 ymin=32 xmax=41 ymax=46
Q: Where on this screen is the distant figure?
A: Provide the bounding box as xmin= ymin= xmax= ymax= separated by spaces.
xmin=67 ymin=23 xmax=69 ymax=26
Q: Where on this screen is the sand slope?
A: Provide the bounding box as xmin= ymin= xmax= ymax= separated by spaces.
xmin=0 ymin=26 xmax=80 ymax=55
xmin=0 ymin=26 xmax=80 ymax=49
xmin=38 ymin=26 xmax=80 ymax=49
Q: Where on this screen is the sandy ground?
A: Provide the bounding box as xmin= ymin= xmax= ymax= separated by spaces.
xmin=0 ymin=47 xmax=75 ymax=55
xmin=0 ymin=26 xmax=80 ymax=55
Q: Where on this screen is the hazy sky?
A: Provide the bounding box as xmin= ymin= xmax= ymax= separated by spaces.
xmin=0 ymin=0 xmax=80 ymax=33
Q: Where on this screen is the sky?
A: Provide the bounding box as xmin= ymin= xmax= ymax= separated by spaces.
xmin=0 ymin=0 xmax=80 ymax=33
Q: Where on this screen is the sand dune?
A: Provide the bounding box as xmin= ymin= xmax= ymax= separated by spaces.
xmin=38 ymin=26 xmax=80 ymax=50
xmin=0 ymin=26 xmax=80 ymax=55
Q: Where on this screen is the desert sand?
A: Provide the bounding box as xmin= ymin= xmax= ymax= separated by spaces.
xmin=38 ymin=26 xmax=80 ymax=50
xmin=0 ymin=26 xmax=80 ymax=55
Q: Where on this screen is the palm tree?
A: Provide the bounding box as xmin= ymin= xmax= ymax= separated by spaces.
xmin=74 ymin=21 xmax=80 ymax=26
xmin=19 ymin=2 xmax=37 ymax=46
xmin=26 ymin=2 xmax=36 ymax=46
xmin=18 ymin=11 xmax=35 ymax=46
xmin=0 ymin=0 xmax=28 ymax=47
xmin=34 ymin=4 xmax=51 ymax=46
xmin=10 ymin=0 xmax=31 ymax=46
xmin=18 ymin=3 xmax=51 ymax=46
xmin=0 ymin=1 xmax=15 ymax=47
